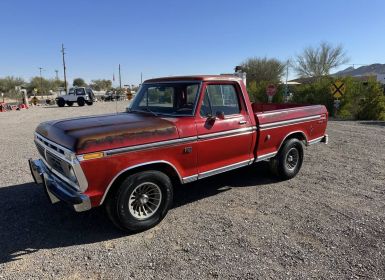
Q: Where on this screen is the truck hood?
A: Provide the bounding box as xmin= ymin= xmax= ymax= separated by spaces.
xmin=35 ymin=113 xmax=179 ymax=154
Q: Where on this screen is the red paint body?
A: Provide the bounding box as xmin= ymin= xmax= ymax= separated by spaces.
xmin=36 ymin=75 xmax=328 ymax=208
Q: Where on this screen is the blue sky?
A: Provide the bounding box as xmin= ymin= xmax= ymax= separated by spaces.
xmin=0 ymin=0 xmax=384 ymax=85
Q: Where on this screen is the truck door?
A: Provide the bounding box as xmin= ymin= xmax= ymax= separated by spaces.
xmin=195 ymin=82 xmax=254 ymax=177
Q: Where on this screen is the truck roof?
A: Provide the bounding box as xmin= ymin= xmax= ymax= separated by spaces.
xmin=144 ymin=75 xmax=242 ymax=83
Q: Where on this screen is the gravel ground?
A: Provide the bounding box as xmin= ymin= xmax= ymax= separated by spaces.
xmin=0 ymin=102 xmax=384 ymax=279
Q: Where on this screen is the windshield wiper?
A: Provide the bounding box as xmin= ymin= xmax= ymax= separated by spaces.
xmin=143 ymin=107 xmax=158 ymax=116
xmin=128 ymin=108 xmax=158 ymax=117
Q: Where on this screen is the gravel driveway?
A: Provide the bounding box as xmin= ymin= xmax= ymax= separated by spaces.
xmin=0 ymin=102 xmax=384 ymax=279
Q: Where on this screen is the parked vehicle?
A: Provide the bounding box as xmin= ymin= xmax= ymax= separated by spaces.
xmin=101 ymin=90 xmax=119 ymax=101
xmin=29 ymin=75 xmax=328 ymax=232
xmin=56 ymin=87 xmax=95 ymax=107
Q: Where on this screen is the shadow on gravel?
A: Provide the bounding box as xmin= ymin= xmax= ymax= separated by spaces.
xmin=359 ymin=121 xmax=385 ymax=127
xmin=0 ymin=162 xmax=276 ymax=264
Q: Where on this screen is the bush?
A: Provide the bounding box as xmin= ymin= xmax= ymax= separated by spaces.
xmin=291 ymin=76 xmax=385 ymax=120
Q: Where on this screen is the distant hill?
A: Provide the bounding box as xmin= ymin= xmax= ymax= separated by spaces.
xmin=332 ymin=63 xmax=385 ymax=77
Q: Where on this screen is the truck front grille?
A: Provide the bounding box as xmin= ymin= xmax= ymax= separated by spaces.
xmin=35 ymin=137 xmax=74 ymax=182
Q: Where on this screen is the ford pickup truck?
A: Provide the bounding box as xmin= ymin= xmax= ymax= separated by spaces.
xmin=29 ymin=75 xmax=328 ymax=232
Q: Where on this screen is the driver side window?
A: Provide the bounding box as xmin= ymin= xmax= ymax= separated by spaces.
xmin=200 ymin=84 xmax=241 ymax=117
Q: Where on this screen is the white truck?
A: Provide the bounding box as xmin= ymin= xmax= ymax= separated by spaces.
xmin=56 ymin=87 xmax=95 ymax=107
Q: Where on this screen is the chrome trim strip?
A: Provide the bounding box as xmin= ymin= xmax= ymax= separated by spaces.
xmin=103 ymin=136 xmax=198 ymax=156
xmin=72 ymin=159 xmax=89 ymax=192
xmin=308 ymin=134 xmax=328 ymax=146
xmin=95 ymin=127 xmax=257 ymax=158
xmin=198 ymin=126 xmax=256 ymax=140
xmin=259 ymin=115 xmax=321 ymax=130
xmin=255 ymin=151 xmax=277 ymax=162
xmin=307 ymin=136 xmax=324 ymax=145
xmin=258 ymin=105 xmax=322 ymax=117
xmin=198 ymin=159 xmax=252 ymax=179
xmin=99 ymin=160 xmax=183 ymax=205
xmin=182 ymin=174 xmax=198 ymax=184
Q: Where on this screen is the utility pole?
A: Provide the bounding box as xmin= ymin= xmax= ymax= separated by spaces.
xmin=284 ymin=60 xmax=289 ymax=102
xmin=38 ymin=67 xmax=44 ymax=97
xmin=55 ymin=70 xmax=59 ymax=80
xmin=140 ymin=72 xmax=143 ymax=84
xmin=118 ymin=64 xmax=122 ymax=89
xmin=61 ymin=44 xmax=67 ymax=93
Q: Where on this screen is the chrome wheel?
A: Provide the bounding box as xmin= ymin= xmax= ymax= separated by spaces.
xmin=128 ymin=182 xmax=162 ymax=220
xmin=286 ymin=147 xmax=299 ymax=170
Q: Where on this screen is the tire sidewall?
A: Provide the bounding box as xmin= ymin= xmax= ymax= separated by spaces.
xmin=114 ymin=171 xmax=173 ymax=232
xmin=57 ymin=98 xmax=65 ymax=107
xmin=77 ymin=98 xmax=85 ymax=106
xmin=278 ymin=139 xmax=304 ymax=179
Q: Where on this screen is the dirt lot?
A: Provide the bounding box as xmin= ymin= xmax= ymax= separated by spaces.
xmin=0 ymin=102 xmax=384 ymax=279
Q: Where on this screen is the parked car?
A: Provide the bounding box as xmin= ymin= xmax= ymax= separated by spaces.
xmin=29 ymin=75 xmax=328 ymax=232
xmin=56 ymin=87 xmax=95 ymax=107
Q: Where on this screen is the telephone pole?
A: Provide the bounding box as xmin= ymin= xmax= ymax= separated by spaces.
xmin=61 ymin=44 xmax=67 ymax=93
xmin=118 ymin=64 xmax=122 ymax=89
xmin=55 ymin=70 xmax=59 ymax=80
xmin=38 ymin=67 xmax=44 ymax=97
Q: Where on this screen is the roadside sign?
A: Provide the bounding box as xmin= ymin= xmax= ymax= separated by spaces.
xmin=330 ymin=80 xmax=345 ymax=99
xmin=266 ymin=84 xmax=277 ymax=97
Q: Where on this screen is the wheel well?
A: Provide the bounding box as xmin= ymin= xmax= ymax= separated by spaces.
xmin=278 ymin=131 xmax=307 ymax=152
xmin=101 ymin=162 xmax=181 ymax=205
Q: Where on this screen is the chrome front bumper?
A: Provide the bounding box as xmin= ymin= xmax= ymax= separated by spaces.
xmin=28 ymin=159 xmax=91 ymax=212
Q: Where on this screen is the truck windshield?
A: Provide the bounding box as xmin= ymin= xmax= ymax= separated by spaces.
xmin=129 ymin=82 xmax=200 ymax=116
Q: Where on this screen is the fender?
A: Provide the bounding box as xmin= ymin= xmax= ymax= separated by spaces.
xmin=98 ymin=160 xmax=182 ymax=205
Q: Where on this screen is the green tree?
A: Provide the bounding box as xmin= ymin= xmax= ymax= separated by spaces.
xmin=73 ymin=78 xmax=87 ymax=87
xmin=0 ymin=76 xmax=25 ymax=98
xmin=240 ymin=57 xmax=285 ymax=83
xmin=90 ymin=79 xmax=112 ymax=91
xmin=240 ymin=57 xmax=285 ymax=102
xmin=26 ymin=77 xmax=65 ymax=96
xmin=294 ymin=42 xmax=349 ymax=78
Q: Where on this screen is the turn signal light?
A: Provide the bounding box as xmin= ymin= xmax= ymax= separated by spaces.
xmin=82 ymin=152 xmax=104 ymax=160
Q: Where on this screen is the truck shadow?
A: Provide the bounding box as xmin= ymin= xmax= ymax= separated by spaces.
xmin=0 ymin=162 xmax=276 ymax=264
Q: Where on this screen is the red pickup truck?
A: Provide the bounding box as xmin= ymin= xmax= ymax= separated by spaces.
xmin=29 ymin=75 xmax=328 ymax=232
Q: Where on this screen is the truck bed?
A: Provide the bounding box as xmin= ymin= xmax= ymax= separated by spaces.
xmin=252 ymin=103 xmax=328 ymax=160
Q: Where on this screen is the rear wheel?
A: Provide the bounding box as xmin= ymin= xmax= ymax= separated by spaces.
xmin=77 ymin=98 xmax=85 ymax=106
xmin=269 ymin=138 xmax=304 ymax=180
xmin=57 ymin=98 xmax=65 ymax=107
xmin=66 ymin=101 xmax=74 ymax=106
xmin=105 ymin=170 xmax=173 ymax=232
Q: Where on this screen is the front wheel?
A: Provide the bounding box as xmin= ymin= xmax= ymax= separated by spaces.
xmin=57 ymin=98 xmax=65 ymax=107
xmin=105 ymin=170 xmax=173 ymax=232
xmin=269 ymin=138 xmax=304 ymax=180
xmin=77 ymin=98 xmax=85 ymax=106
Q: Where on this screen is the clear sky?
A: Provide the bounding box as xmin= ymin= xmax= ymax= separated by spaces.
xmin=0 ymin=0 xmax=384 ymax=85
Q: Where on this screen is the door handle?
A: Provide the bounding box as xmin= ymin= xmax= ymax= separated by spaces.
xmin=239 ymin=120 xmax=247 ymax=125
